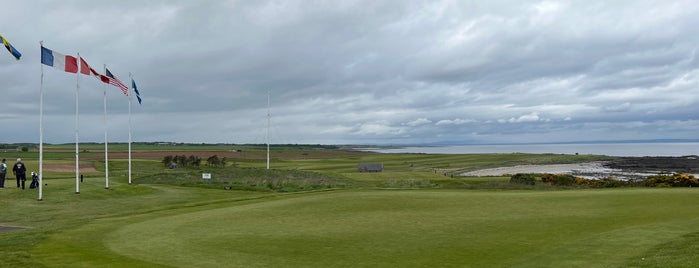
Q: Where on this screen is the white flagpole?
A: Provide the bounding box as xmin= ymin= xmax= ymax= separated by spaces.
xmin=266 ymin=91 xmax=270 ymax=170
xmin=75 ymin=53 xmax=80 ymax=194
xmin=38 ymin=41 xmax=44 ymax=201
xmin=128 ymin=73 xmax=133 ymax=185
xmin=103 ymin=64 xmax=109 ymax=189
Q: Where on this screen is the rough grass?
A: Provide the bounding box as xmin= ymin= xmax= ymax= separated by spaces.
xmin=136 ymin=166 xmax=354 ymax=192
xmin=2 ymin=148 xmax=694 ymax=267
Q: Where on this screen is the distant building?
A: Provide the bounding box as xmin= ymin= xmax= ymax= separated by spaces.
xmin=358 ymin=163 xmax=383 ymax=172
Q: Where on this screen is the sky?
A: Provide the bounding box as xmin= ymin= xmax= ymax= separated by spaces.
xmin=2 ymin=0 xmax=699 ymax=145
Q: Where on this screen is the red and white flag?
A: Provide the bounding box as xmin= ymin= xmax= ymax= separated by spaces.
xmin=79 ymin=57 xmax=101 ymax=77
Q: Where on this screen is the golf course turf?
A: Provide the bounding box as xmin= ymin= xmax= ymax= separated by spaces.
xmin=12 ymin=186 xmax=699 ymax=267
xmin=2 ymin=147 xmax=699 ymax=267
xmin=99 ymin=189 xmax=699 ymax=267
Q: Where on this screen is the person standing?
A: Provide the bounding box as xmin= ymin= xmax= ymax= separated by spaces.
xmin=0 ymin=159 xmax=6 ymax=188
xmin=13 ymin=158 xmax=26 ymax=189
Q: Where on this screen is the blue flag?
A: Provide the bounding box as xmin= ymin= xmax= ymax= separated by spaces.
xmin=0 ymin=34 xmax=21 ymax=60
xmin=132 ymin=78 xmax=142 ymax=105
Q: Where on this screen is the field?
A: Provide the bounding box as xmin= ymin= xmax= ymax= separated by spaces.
xmin=2 ymin=144 xmax=699 ymax=267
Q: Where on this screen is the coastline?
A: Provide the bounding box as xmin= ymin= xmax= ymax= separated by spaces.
xmin=461 ymin=156 xmax=699 ymax=179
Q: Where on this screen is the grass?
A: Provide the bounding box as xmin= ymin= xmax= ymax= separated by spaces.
xmin=1 ymin=177 xmax=273 ymax=267
xmin=15 ymin=188 xmax=699 ymax=267
xmin=235 ymin=152 xmax=609 ymax=173
xmin=1 ymin=146 xmax=697 ymax=267
xmin=138 ymin=166 xmax=354 ymax=192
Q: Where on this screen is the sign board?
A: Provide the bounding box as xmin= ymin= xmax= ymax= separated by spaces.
xmin=202 ymin=173 xmax=212 ymax=180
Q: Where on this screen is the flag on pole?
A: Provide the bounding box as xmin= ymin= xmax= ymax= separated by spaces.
xmin=79 ymin=57 xmax=101 ymax=77
xmin=131 ymin=78 xmax=142 ymax=104
xmin=41 ymin=46 xmax=78 ymax=73
xmin=0 ymin=34 xmax=21 ymax=60
xmin=102 ymin=68 xmax=129 ymax=96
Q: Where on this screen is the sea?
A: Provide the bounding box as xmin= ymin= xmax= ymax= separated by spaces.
xmin=367 ymin=142 xmax=699 ymax=157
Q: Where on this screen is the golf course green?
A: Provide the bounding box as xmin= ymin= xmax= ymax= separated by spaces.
xmin=100 ymin=189 xmax=699 ymax=267
xmin=2 ymin=146 xmax=699 ymax=267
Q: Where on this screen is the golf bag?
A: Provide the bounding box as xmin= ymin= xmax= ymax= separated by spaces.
xmin=29 ymin=173 xmax=39 ymax=189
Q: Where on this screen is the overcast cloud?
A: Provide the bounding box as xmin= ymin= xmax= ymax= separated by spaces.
xmin=1 ymin=0 xmax=699 ymax=145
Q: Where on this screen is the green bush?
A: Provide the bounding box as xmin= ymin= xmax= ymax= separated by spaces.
xmin=574 ymin=177 xmax=626 ymax=188
xmin=598 ymin=178 xmax=623 ymax=188
xmin=541 ymin=173 xmax=575 ymax=186
xmin=510 ymin=173 xmax=536 ymax=185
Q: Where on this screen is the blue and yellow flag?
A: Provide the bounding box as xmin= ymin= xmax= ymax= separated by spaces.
xmin=0 ymin=34 xmax=22 ymax=60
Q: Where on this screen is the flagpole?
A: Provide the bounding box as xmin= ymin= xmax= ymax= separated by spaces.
xmin=128 ymin=73 xmax=133 ymax=185
xmin=38 ymin=41 xmax=44 ymax=201
xmin=266 ymin=91 xmax=270 ymax=170
xmin=75 ymin=53 xmax=81 ymax=194
xmin=103 ymin=64 xmax=109 ymax=189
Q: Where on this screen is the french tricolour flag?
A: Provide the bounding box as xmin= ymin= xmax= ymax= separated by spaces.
xmin=41 ymin=46 xmax=78 ymax=73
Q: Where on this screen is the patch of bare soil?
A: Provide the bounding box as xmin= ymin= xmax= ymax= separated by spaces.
xmin=77 ymin=151 xmax=248 ymax=160
xmin=43 ymin=163 xmax=98 ymax=173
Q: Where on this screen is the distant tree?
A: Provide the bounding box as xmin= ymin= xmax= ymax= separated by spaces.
xmin=187 ymin=155 xmax=198 ymax=167
xmin=162 ymin=155 xmax=173 ymax=167
xmin=177 ymin=154 xmax=187 ymax=167
xmin=207 ymin=155 xmax=220 ymax=167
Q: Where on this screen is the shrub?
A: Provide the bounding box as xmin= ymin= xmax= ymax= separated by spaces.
xmin=599 ymin=178 xmax=623 ymax=188
xmin=572 ymin=177 xmax=625 ymax=188
xmin=541 ymin=173 xmax=575 ymax=186
xmin=673 ymin=173 xmax=699 ymax=187
xmin=646 ymin=173 xmax=699 ymax=187
xmin=510 ymin=173 xmax=536 ymax=185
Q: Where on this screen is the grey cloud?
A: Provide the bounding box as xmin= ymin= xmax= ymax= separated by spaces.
xmin=2 ymin=0 xmax=699 ymax=144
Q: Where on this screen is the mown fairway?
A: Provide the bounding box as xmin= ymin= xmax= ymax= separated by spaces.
xmin=4 ymin=183 xmax=699 ymax=267
xmin=98 ymin=189 xmax=699 ymax=267
xmin=2 ymin=145 xmax=699 ymax=267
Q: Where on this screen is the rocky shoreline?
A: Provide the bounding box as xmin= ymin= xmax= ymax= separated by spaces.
xmin=604 ymin=156 xmax=699 ymax=174
xmin=462 ymin=156 xmax=699 ymax=180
